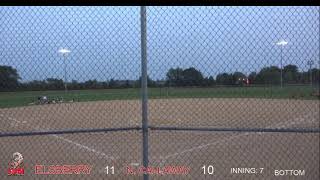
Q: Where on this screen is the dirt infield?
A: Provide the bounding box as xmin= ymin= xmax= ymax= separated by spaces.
xmin=0 ymin=98 xmax=319 ymax=179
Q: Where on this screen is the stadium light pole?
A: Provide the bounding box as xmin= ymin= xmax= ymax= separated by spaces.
xmin=276 ymin=40 xmax=288 ymax=88
xmin=307 ymin=60 xmax=314 ymax=87
xmin=58 ymin=48 xmax=71 ymax=92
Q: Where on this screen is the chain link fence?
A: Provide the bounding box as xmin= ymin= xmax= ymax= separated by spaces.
xmin=0 ymin=6 xmax=319 ymax=180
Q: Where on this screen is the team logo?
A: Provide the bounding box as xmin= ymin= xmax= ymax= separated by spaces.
xmin=8 ymin=152 xmax=25 ymax=176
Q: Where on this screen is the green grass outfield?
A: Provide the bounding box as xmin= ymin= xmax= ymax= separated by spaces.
xmin=0 ymin=85 xmax=319 ymax=108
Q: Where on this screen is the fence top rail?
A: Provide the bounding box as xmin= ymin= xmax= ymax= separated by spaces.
xmin=0 ymin=127 xmax=142 ymax=138
xmin=149 ymin=126 xmax=320 ymax=133
xmin=1 ymin=125 xmax=319 ymax=138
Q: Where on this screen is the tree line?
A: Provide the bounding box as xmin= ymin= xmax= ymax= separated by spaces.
xmin=165 ymin=65 xmax=319 ymax=86
xmin=0 ymin=64 xmax=319 ymax=91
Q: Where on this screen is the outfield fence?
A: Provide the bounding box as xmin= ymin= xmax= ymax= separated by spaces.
xmin=0 ymin=6 xmax=319 ymax=180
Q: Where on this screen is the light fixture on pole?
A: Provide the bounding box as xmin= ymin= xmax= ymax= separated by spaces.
xmin=276 ymin=40 xmax=288 ymax=88
xmin=58 ymin=48 xmax=71 ymax=92
xmin=307 ymin=60 xmax=314 ymax=87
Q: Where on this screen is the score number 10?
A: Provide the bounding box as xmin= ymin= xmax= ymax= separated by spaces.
xmin=202 ymin=165 xmax=214 ymax=175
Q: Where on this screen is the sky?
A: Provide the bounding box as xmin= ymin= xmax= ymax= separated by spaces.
xmin=0 ymin=6 xmax=319 ymax=82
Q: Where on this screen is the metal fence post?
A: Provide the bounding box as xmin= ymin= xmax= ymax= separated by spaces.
xmin=140 ymin=6 xmax=149 ymax=180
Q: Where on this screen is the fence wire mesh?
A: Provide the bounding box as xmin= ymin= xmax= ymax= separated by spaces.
xmin=0 ymin=6 xmax=319 ymax=180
